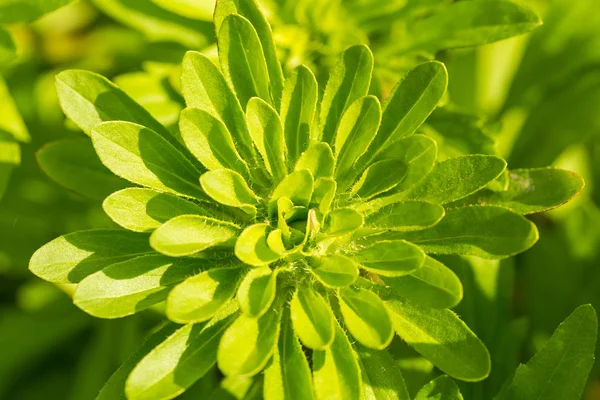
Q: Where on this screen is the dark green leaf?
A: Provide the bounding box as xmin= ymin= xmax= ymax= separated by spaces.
xmin=353 ymin=240 xmax=425 ymax=277
xmin=356 ymin=344 xmax=411 ymax=400
xmin=415 ymin=375 xmax=464 ymax=400
xmin=351 ymin=159 xmax=407 ymax=200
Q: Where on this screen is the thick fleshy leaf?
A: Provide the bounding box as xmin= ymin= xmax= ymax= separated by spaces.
xmin=389 ymin=206 xmax=538 ymax=259
xmin=384 ymin=297 xmax=491 ymax=382
xmin=383 ymin=256 xmax=463 ymax=309
xmin=495 ymin=305 xmax=597 ymax=400
xmin=200 ymin=169 xmax=259 ymax=214
xmin=150 ymin=215 xmax=239 ymax=257
xmin=55 ymin=70 xmax=169 ymax=139
xmin=167 ymin=267 xmax=245 ymax=323
xmin=103 ymin=188 xmax=215 ymax=233
xmin=334 ymin=96 xmax=381 ymax=187
xmin=246 ymin=97 xmax=287 ymax=181
xmin=357 ymin=62 xmax=447 ymax=169
xmin=217 ymin=300 xmax=283 ymax=376
xmin=37 ymin=138 xmax=127 ymax=199
xmin=415 ymin=376 xmax=464 ymax=400
xmin=264 ymin=309 xmax=315 ymax=400
xmin=320 ymin=45 xmax=374 ymax=144
xmin=237 ymin=266 xmax=278 ymax=317
xmin=397 ymin=155 xmax=507 ymax=205
xmin=29 ymin=230 xmax=152 ymax=284
xmin=296 ymin=143 xmax=334 ymax=180
xmin=373 ymin=135 xmax=437 ymax=195
xmin=363 ymin=201 xmax=445 ymax=232
xmin=324 ymin=208 xmax=364 ymax=236
xmin=339 ymin=287 xmax=393 ymax=350
xmin=351 ymin=159 xmax=407 ymax=200
xmin=313 ymin=319 xmax=362 ymax=400
xmin=405 ymin=0 xmax=541 ymax=52
xmin=91 ymin=121 xmax=206 ymax=199
xmin=214 ymin=0 xmax=284 ymax=108
xmin=179 ymin=108 xmax=249 ymax=175
xmin=353 ymin=240 xmax=425 ymax=277
xmin=451 ymin=168 xmax=585 ymax=215
xmin=290 ymin=286 xmax=335 ymax=350
xmin=270 ymin=169 xmax=314 ymax=207
xmin=126 ymin=303 xmax=238 ymax=400
xmin=235 ymin=223 xmax=281 ymax=266
xmin=181 ymin=51 xmax=255 ymax=163
xmin=309 ymin=255 xmax=359 ymax=288
xmin=356 ymin=345 xmax=411 ymax=400
xmin=73 ymin=255 xmax=202 ymax=318
xmin=218 ymin=14 xmax=272 ymax=107
xmin=310 ymin=178 xmax=337 ymax=214
xmin=281 ymin=65 xmax=318 ymax=168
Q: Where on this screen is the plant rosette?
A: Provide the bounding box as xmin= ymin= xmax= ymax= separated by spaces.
xmin=29 ymin=1 xmax=584 ymax=399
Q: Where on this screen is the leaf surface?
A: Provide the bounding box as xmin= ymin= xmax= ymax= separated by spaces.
xmin=415 ymin=375 xmax=464 ymax=400
xmin=354 ymin=240 xmax=425 ymax=277
xmin=235 ymin=224 xmax=281 ymax=266
xmin=309 ymin=255 xmax=359 ymax=288
xmin=237 ymin=266 xmax=278 ymax=317
xmin=290 ymin=286 xmax=335 ymax=350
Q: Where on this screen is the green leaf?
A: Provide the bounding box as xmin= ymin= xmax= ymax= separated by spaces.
xmin=450 ymin=168 xmax=585 ymax=215
xmin=150 ymin=215 xmax=239 ymax=257
xmin=334 ymin=96 xmax=382 ymax=186
xmin=235 ymin=224 xmax=281 ymax=266
xmin=218 ymin=300 xmax=283 ymax=377
xmin=310 ymin=178 xmax=337 ymax=214
xmin=246 ymin=97 xmax=287 ymax=182
xmin=296 ymin=143 xmax=334 ymax=180
xmin=92 ymin=0 xmax=212 ymax=48
xmin=320 ymin=45 xmax=374 ymax=144
xmin=179 ymin=108 xmax=249 ymax=175
xmin=37 ymin=138 xmax=127 ymax=200
xmin=264 ymin=309 xmax=315 ymax=400
xmin=373 ymin=135 xmax=438 ymax=195
xmin=0 ymin=0 xmax=75 ymax=23
xmin=357 ymin=62 xmax=447 ymax=169
xmin=214 ymin=0 xmax=284 ymax=108
xmin=281 ymin=65 xmax=318 ymax=168
xmin=415 ymin=376 xmax=464 ymax=400
xmin=97 ymin=324 xmax=180 ymax=400
xmin=181 ymin=51 xmax=255 ymax=164
xmin=0 ymin=74 xmax=29 ymax=142
xmin=309 ymin=255 xmax=359 ymax=288
xmin=29 ymin=230 xmax=152 ymax=284
xmin=353 ymin=240 xmax=425 ymax=277
xmin=167 ymin=267 xmax=244 ymax=323
xmin=73 ymin=255 xmax=201 ymax=318
xmin=339 ymin=287 xmax=393 ymax=350
xmin=389 ymin=205 xmax=538 ymax=259
xmin=383 ymin=256 xmax=463 ymax=309
xmin=351 ymin=159 xmax=407 ymax=200
xmin=91 ymin=121 xmax=206 ymax=200
xmin=126 ymin=303 xmax=238 ymax=400
xmin=290 ymin=286 xmax=335 ymax=350
xmin=56 ymin=70 xmax=169 ymax=139
xmin=405 ymin=0 xmax=541 ymax=52
xmin=103 ymin=188 xmax=213 ymax=233
xmin=237 ymin=266 xmax=278 ymax=317
xmin=324 ymin=208 xmax=364 ymax=236
xmin=218 ymin=14 xmax=272 ymax=107
xmin=495 ymin=305 xmax=597 ymax=400
xmin=200 ymin=169 xmax=259 ymax=214
xmin=363 ymin=201 xmax=445 ymax=232
xmin=151 ymin=0 xmax=215 ymax=20
xmin=313 ymin=319 xmax=362 ymax=400
xmin=271 ymin=169 xmax=314 ymax=207
xmin=398 ymin=155 xmax=507 ymax=205
xmin=356 ymin=345 xmax=411 ymax=400
xmin=384 ymin=297 xmax=491 ymax=382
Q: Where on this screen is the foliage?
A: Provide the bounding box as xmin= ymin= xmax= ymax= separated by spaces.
xmin=24 ymin=1 xmax=592 ymax=399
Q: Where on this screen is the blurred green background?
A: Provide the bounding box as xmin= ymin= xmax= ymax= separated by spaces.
xmin=1 ymin=0 xmax=599 ymax=399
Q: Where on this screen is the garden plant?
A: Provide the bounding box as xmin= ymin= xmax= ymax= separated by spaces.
xmin=0 ymin=0 xmax=599 ymax=399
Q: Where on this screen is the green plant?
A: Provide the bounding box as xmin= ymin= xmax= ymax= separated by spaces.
xmin=26 ymin=1 xmax=592 ymax=399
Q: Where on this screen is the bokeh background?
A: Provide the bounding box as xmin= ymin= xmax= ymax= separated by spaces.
xmin=1 ymin=0 xmax=599 ymax=398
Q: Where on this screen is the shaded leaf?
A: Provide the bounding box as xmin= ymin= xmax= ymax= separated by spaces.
xmin=290 ymin=286 xmax=335 ymax=350
xmin=363 ymin=201 xmax=445 ymax=232
xmin=237 ymin=266 xmax=278 ymax=317
xmin=351 ymin=159 xmax=407 ymax=200
xmin=356 ymin=345 xmax=411 ymax=400
xmin=353 ymin=240 xmax=425 ymax=277
xmin=309 ymin=255 xmax=359 ymax=288
xmin=324 ymin=208 xmax=364 ymax=236
xmin=271 ymin=169 xmax=314 ymax=207
xmin=415 ymin=375 xmax=463 ymax=400
xmin=200 ymin=169 xmax=259 ymax=214
xmin=29 ymin=230 xmax=152 ymax=284
xmin=0 ymin=74 xmax=29 ymax=142
xmin=296 ymin=143 xmax=334 ymax=180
